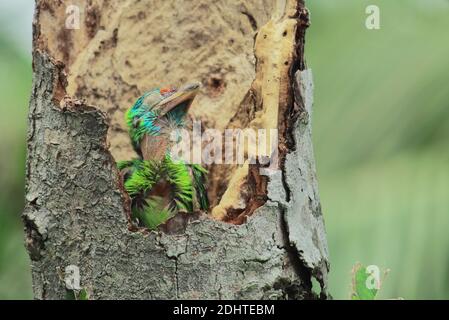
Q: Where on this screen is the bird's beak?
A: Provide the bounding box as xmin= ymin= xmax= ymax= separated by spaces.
xmin=157 ymin=82 xmax=201 ymax=116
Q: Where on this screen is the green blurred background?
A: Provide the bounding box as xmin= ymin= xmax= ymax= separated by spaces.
xmin=0 ymin=0 xmax=448 ymax=299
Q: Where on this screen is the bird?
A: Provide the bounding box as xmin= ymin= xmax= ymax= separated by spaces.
xmin=117 ymin=83 xmax=209 ymax=230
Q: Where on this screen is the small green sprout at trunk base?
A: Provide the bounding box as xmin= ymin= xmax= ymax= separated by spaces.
xmin=66 ymin=288 xmax=89 ymax=300
xmin=351 ymin=263 xmax=389 ymax=300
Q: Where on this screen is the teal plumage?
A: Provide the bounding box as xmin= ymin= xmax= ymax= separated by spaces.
xmin=125 ymin=90 xmax=161 ymax=156
xmin=118 ymin=83 xmax=209 ymax=229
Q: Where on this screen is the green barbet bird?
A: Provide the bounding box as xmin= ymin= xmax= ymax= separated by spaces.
xmin=118 ymin=83 xmax=209 ymax=229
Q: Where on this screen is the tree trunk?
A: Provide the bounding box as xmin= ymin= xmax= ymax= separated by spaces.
xmin=24 ymin=0 xmax=330 ymax=299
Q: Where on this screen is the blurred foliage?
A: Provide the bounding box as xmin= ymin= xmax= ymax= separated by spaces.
xmin=0 ymin=35 xmax=33 ymax=298
xmin=0 ymin=0 xmax=448 ymax=299
xmin=307 ymin=0 xmax=449 ymax=299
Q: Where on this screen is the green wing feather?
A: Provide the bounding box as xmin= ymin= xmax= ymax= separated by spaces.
xmin=190 ymin=164 xmax=209 ymax=211
xmin=123 ymin=160 xmax=162 ymax=196
xmin=133 ymin=196 xmax=176 ymax=230
xmin=118 ymin=159 xmax=168 ymax=229
xmin=164 ymin=156 xmax=194 ymax=212
xmin=117 ymin=155 xmax=209 ymax=230
xmin=116 ymin=159 xmax=138 ymax=171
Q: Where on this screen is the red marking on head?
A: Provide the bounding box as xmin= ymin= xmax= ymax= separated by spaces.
xmin=160 ymin=87 xmax=175 ymax=95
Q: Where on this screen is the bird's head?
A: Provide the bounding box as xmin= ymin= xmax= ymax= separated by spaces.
xmin=126 ymin=82 xmax=201 ymax=159
xmin=143 ymin=82 xmax=200 ymax=117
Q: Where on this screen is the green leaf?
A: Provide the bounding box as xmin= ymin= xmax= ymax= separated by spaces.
xmin=66 ymin=288 xmax=89 ymax=300
xmin=351 ymin=263 xmax=379 ymax=300
xmin=78 ymin=288 xmax=89 ymax=300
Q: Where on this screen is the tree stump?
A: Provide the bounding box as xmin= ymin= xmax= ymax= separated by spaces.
xmin=24 ymin=0 xmax=330 ymax=299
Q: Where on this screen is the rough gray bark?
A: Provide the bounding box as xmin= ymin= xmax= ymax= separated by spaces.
xmin=24 ymin=0 xmax=329 ymax=300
